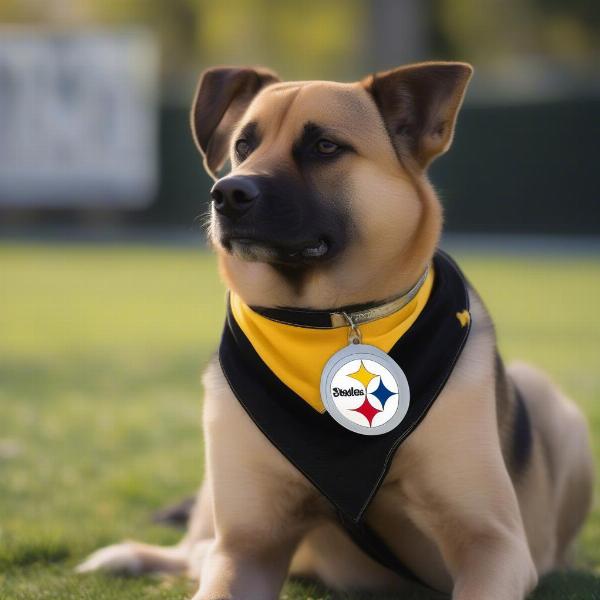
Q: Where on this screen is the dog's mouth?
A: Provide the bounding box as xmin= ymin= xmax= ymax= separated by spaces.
xmin=223 ymin=236 xmax=331 ymax=265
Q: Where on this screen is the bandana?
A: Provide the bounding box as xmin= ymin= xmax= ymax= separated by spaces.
xmin=220 ymin=250 xmax=470 ymax=519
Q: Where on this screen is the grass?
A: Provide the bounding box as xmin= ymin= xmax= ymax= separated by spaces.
xmin=0 ymin=241 xmax=599 ymax=599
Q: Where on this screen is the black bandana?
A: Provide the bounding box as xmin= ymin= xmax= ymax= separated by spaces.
xmin=220 ymin=250 xmax=470 ymax=518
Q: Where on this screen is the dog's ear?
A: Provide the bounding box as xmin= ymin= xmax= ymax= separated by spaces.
xmin=191 ymin=66 xmax=279 ymax=179
xmin=363 ymin=62 xmax=473 ymax=170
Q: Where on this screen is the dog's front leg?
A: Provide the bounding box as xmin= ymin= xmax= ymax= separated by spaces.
xmin=190 ymin=463 xmax=306 ymax=600
xmin=192 ymin=535 xmax=297 ymax=600
xmin=193 ymin=367 xmax=315 ymax=600
xmin=399 ymin=425 xmax=538 ymax=599
xmin=402 ymin=470 xmax=538 ymax=600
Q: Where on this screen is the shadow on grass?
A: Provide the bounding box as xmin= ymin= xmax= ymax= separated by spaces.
xmin=284 ymin=571 xmax=600 ymax=600
xmin=0 ymin=537 xmax=70 ymax=570
xmin=3 ymin=542 xmax=599 ymax=600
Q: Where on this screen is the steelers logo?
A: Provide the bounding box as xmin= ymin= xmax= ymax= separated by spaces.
xmin=320 ymin=344 xmax=410 ymax=435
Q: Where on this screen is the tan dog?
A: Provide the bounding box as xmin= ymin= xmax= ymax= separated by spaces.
xmin=78 ymin=62 xmax=594 ymax=600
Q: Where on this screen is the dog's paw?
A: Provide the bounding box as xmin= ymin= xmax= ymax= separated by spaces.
xmin=76 ymin=542 xmax=143 ymax=575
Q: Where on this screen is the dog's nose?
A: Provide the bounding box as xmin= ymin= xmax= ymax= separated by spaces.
xmin=210 ymin=176 xmax=260 ymax=219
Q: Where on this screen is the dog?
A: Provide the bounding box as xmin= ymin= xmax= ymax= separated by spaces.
xmin=78 ymin=62 xmax=594 ymax=600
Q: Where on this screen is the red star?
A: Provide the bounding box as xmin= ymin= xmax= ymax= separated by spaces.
xmin=351 ymin=397 xmax=382 ymax=427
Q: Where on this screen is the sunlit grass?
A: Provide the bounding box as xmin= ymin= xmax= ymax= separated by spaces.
xmin=1 ymin=242 xmax=599 ymax=599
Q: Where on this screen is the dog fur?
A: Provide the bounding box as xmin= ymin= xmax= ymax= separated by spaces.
xmin=78 ymin=62 xmax=594 ymax=600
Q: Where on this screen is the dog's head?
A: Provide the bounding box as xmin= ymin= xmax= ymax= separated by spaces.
xmin=191 ymin=62 xmax=472 ymax=308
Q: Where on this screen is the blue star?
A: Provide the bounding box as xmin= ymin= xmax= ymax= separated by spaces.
xmin=370 ymin=378 xmax=396 ymax=409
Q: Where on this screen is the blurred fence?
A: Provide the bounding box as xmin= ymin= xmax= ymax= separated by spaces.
xmin=432 ymin=98 xmax=600 ymax=234
xmin=148 ymin=98 xmax=600 ymax=234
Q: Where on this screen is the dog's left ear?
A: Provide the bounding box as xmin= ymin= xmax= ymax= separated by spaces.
xmin=363 ymin=62 xmax=473 ymax=169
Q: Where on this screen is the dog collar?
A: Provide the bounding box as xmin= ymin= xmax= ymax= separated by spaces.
xmin=250 ymin=265 xmax=430 ymax=330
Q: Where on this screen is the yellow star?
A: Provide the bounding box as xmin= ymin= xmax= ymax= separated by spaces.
xmin=347 ymin=361 xmax=377 ymax=389
xmin=456 ymin=309 xmax=470 ymax=328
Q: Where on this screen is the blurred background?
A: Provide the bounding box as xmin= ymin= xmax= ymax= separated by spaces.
xmin=1 ymin=2 xmax=599 ymax=599
xmin=0 ymin=0 xmax=599 ymax=234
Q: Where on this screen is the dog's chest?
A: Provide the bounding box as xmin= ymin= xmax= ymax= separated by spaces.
xmin=219 ymin=251 xmax=472 ymax=523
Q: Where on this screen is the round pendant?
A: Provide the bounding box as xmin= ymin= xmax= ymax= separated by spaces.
xmin=320 ymin=344 xmax=410 ymax=436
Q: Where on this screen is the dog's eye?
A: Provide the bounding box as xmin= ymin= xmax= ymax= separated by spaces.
xmin=235 ymin=139 xmax=251 ymax=160
xmin=315 ymin=139 xmax=340 ymax=155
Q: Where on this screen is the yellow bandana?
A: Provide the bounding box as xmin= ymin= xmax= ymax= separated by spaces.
xmin=229 ymin=267 xmax=435 ymax=413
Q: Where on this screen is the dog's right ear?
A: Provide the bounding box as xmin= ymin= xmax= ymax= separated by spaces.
xmin=191 ymin=67 xmax=279 ymax=179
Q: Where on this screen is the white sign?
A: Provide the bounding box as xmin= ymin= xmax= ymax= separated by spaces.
xmin=0 ymin=29 xmax=159 ymax=207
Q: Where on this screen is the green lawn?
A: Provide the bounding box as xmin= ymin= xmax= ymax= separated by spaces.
xmin=1 ymin=242 xmax=599 ymax=599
